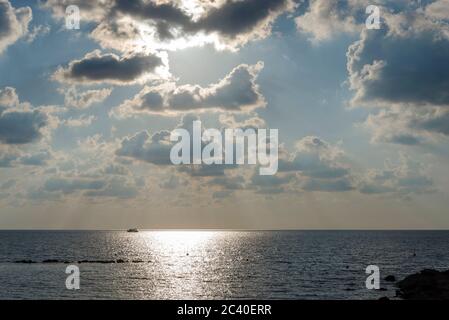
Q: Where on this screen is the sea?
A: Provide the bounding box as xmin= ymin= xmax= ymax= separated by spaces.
xmin=0 ymin=230 xmax=448 ymax=300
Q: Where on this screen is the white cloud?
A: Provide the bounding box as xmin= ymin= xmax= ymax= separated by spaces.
xmin=0 ymin=0 xmax=32 ymax=54
xmin=113 ymin=62 xmax=265 ymax=117
xmin=61 ymin=87 xmax=112 ymax=109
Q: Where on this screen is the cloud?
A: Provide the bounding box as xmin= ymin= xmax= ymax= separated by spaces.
xmin=279 ymin=136 xmax=350 ymax=178
xmin=0 ymin=147 xmax=52 ymax=168
xmin=115 ymin=114 xmax=239 ymax=176
xmin=44 ymin=177 xmax=106 ymax=194
xmin=361 ymin=105 xmax=449 ymax=145
xmin=159 ymin=175 xmax=181 ymax=189
xmin=0 ymin=148 xmax=18 ymax=167
xmin=294 ymin=0 xmax=423 ymax=42
xmin=19 ymin=150 xmax=52 ymax=166
xmin=101 ymin=0 xmax=296 ymax=51
xmin=63 ymin=115 xmax=96 ymax=128
xmin=38 ymin=175 xmax=140 ymax=200
xmin=43 ymin=0 xmax=296 ymax=52
xmin=84 ymin=177 xmax=138 ymax=199
xmin=424 ymin=0 xmax=449 ymax=21
xmin=358 ymin=154 xmax=433 ymax=196
xmin=178 ymin=164 xmax=231 ymax=177
xmin=40 ymin=0 xmax=112 ymax=21
xmin=62 ymin=87 xmax=112 ymax=109
xmin=247 ymin=136 xmax=433 ymax=196
xmin=212 ymin=190 xmax=233 ymax=199
xmin=185 ymin=0 xmax=296 ymax=48
xmin=0 ymin=107 xmax=47 ymax=145
xmin=347 ymin=16 xmax=449 ymax=108
xmin=295 ymin=0 xmax=364 ymax=42
xmin=113 ymin=62 xmax=265 ymax=116
xmin=345 ymin=6 xmax=449 ymax=145
xmin=218 ymin=113 xmax=266 ymax=129
xmin=251 ymin=172 xmax=294 ymax=188
xmin=116 ymin=130 xmax=174 ymax=165
xmin=0 ymin=87 xmax=49 ymax=145
xmin=53 ymin=50 xmax=168 ymax=85
xmin=25 ymin=24 xmax=50 ymax=43
xmin=303 ymin=177 xmax=354 ymax=192
xmin=101 ymin=163 xmax=131 ymax=176
xmin=0 ymin=0 xmax=32 ymax=54
xmin=0 ymin=87 xmax=19 ymax=106
xmin=0 ymin=178 xmax=15 ymax=190
xmin=246 ymin=136 xmax=357 ymax=194
xmin=208 ymin=175 xmax=245 ymax=190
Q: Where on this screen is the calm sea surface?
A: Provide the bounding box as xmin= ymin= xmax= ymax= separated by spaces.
xmin=0 ymin=230 xmax=448 ymax=299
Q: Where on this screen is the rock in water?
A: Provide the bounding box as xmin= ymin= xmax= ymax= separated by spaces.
xmin=384 ymin=275 xmax=396 ymax=282
xmin=397 ymin=269 xmax=449 ymax=300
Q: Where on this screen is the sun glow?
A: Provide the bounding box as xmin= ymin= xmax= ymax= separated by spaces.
xmin=133 ymin=22 xmax=219 ymax=52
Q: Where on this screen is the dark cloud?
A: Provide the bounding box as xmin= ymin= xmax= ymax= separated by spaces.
xmin=0 ymin=109 xmax=47 ymax=144
xmin=346 ymin=8 xmax=449 ymax=145
xmin=412 ymin=111 xmax=449 ymax=136
xmin=348 ymin=26 xmax=449 ymax=107
xmin=54 ymin=50 xmax=165 ymax=85
xmin=192 ymin=0 xmax=293 ymax=37
xmin=114 ymin=0 xmax=192 ymax=29
xmin=387 ymin=134 xmax=421 ymax=146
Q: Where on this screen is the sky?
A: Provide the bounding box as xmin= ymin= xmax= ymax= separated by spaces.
xmin=0 ymin=0 xmax=449 ymax=229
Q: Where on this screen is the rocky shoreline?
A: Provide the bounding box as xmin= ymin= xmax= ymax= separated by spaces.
xmin=396 ymin=269 xmax=449 ymax=300
xmin=378 ymin=269 xmax=449 ymax=300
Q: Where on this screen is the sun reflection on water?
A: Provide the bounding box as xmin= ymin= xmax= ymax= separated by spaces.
xmin=150 ymin=231 xmax=217 ymax=253
xmin=139 ymin=231 xmax=228 ymax=299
